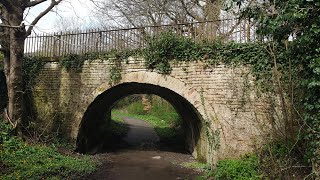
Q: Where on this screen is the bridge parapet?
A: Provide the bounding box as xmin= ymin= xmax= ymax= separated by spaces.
xmin=25 ymin=19 xmax=259 ymax=57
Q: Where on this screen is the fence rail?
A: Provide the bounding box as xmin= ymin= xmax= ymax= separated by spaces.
xmin=25 ymin=19 xmax=258 ymax=57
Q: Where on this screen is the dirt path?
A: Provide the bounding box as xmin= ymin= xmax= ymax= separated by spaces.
xmin=85 ymin=117 xmax=202 ymax=180
xmin=122 ymin=117 xmax=160 ymax=147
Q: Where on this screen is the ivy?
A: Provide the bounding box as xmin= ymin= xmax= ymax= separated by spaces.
xmin=143 ymin=31 xmax=283 ymax=93
xmin=60 ymin=54 xmax=86 ymax=72
xmin=144 ymin=31 xmax=200 ymax=74
xmin=235 ymin=0 xmax=320 ymax=175
xmin=23 ymin=56 xmax=46 ymax=91
xmin=109 ymin=64 xmax=122 ymax=85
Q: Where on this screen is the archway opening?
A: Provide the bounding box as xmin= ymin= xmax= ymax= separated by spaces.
xmin=76 ymin=83 xmax=203 ymax=156
xmin=109 ymin=94 xmax=186 ymax=152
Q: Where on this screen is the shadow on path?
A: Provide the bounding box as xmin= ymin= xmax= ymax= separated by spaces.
xmin=84 ymin=117 xmax=203 ymax=180
xmin=122 ymin=117 xmax=160 ymax=148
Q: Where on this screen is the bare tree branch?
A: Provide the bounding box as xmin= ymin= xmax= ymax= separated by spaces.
xmin=25 ymin=0 xmax=47 ymax=7
xmin=179 ymin=0 xmax=202 ymax=21
xmin=25 ymin=0 xmax=62 ymax=36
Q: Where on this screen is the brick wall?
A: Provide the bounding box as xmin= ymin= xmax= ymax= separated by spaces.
xmin=33 ymin=57 xmax=272 ymax=164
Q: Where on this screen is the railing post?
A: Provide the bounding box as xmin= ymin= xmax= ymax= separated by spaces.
xmin=96 ymin=31 xmax=102 ymax=53
xmin=53 ymin=33 xmax=61 ymax=58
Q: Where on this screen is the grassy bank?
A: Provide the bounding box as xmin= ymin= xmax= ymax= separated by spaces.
xmin=0 ymin=120 xmax=97 ymax=179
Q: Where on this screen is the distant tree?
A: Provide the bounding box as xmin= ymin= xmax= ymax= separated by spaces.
xmin=90 ymin=0 xmax=227 ymax=28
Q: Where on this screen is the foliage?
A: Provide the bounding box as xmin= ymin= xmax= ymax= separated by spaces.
xmin=144 ymin=31 xmax=200 ymax=74
xmin=212 ymin=154 xmax=262 ymax=180
xmin=259 ymin=140 xmax=311 ymax=179
xmin=104 ymin=49 xmax=143 ymax=61
xmin=23 ymin=56 xmax=46 ymax=91
xmin=237 ymin=0 xmax=320 ymax=174
xmin=0 ymin=120 xmax=96 ymax=179
xmin=143 ymin=30 xmax=279 ymax=90
xmin=126 ymin=101 xmax=146 ymax=115
xmin=60 ymin=54 xmax=86 ymax=72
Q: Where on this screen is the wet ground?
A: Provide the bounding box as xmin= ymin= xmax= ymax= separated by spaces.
xmin=84 ymin=117 xmax=203 ymax=180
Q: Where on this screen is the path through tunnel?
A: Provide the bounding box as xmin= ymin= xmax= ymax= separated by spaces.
xmin=76 ymin=83 xmax=203 ymax=157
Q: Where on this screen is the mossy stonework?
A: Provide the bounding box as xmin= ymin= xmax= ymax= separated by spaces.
xmin=32 ymin=56 xmax=273 ymax=165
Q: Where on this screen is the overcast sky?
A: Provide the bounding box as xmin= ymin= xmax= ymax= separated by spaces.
xmin=26 ymin=0 xmax=95 ymax=34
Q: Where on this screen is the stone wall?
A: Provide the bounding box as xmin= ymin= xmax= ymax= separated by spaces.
xmin=33 ymin=57 xmax=272 ymax=164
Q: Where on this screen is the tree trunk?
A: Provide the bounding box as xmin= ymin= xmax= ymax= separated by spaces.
xmin=3 ymin=52 xmax=10 ymax=92
xmin=6 ymin=8 xmax=26 ymax=135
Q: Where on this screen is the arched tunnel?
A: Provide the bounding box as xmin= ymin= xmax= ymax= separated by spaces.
xmin=76 ymin=82 xmax=203 ymax=156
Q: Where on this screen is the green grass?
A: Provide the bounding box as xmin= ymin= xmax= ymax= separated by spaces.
xmin=181 ymin=161 xmax=209 ymax=171
xmin=112 ymin=109 xmax=182 ymax=140
xmin=0 ymin=121 xmax=97 ymax=179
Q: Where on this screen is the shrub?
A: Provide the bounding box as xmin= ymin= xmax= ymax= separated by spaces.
xmin=213 ymin=154 xmax=262 ymax=180
xmin=126 ymin=101 xmax=145 ymax=115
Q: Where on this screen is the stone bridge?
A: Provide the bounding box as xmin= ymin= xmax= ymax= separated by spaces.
xmin=32 ymin=57 xmax=271 ymax=165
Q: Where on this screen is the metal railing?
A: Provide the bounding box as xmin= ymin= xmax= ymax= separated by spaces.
xmin=25 ymin=19 xmax=257 ymax=57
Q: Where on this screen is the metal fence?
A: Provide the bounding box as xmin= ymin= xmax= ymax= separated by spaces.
xmin=25 ymin=19 xmax=257 ymax=57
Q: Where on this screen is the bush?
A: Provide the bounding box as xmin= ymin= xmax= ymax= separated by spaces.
xmin=126 ymin=101 xmax=145 ymax=115
xmin=144 ymin=31 xmax=200 ymax=74
xmin=259 ymin=141 xmax=311 ymax=179
xmin=213 ymin=154 xmax=262 ymax=180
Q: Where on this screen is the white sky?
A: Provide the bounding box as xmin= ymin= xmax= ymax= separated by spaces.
xmin=26 ymin=0 xmax=95 ymax=34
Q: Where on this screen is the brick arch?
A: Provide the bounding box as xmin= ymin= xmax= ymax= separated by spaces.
xmin=75 ymin=71 xmax=218 ymax=163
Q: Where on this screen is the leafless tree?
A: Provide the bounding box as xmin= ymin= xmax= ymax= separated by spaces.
xmin=90 ymin=0 xmax=227 ymax=28
xmin=89 ymin=0 xmax=252 ymax=41
xmin=0 ymin=0 xmax=62 ymax=135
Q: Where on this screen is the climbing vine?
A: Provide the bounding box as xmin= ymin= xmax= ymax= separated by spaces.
xmin=199 ymin=88 xmax=221 ymax=167
xmin=106 ymin=49 xmax=142 ymax=85
xmin=59 ymin=54 xmax=86 ymax=72
xmin=23 ymin=56 xmax=46 ymax=91
xmin=235 ymin=0 xmax=320 ymax=176
xmin=143 ymin=30 xmax=285 ymax=93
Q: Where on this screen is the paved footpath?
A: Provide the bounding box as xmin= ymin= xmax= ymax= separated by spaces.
xmin=84 ymin=117 xmax=202 ymax=180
